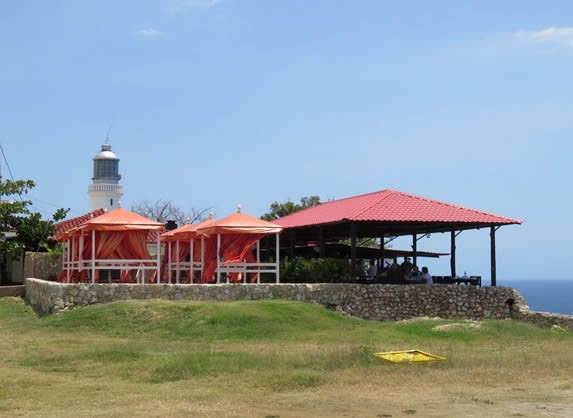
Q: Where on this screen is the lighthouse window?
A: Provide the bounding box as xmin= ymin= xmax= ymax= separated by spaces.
xmin=94 ymin=160 xmax=118 ymax=178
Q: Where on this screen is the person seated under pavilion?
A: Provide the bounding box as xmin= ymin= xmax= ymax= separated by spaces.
xmin=366 ymin=259 xmax=378 ymax=280
xmin=420 ymin=266 xmax=433 ymax=285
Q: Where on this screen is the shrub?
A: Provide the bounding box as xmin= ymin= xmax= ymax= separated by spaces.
xmin=280 ymin=257 xmax=350 ymax=283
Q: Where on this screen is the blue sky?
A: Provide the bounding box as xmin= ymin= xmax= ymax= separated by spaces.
xmin=1 ymin=0 xmax=572 ymax=281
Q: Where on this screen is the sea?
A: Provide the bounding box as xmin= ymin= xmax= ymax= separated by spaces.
xmin=498 ymin=279 xmax=573 ymax=316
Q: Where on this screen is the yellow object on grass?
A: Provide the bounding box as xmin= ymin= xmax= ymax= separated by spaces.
xmin=374 ymin=350 xmax=446 ymax=363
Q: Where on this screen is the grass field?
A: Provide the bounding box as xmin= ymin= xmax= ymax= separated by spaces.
xmin=0 ymin=297 xmax=572 ymax=417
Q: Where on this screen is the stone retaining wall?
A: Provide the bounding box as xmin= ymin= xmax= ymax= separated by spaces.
xmin=515 ymin=309 xmax=573 ymax=330
xmin=24 ymin=278 xmax=573 ymax=329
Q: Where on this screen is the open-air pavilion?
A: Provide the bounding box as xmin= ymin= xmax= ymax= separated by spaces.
xmin=160 ymin=217 xmax=216 ymax=283
xmin=274 ymin=189 xmax=522 ymax=286
xmin=55 ymin=208 xmax=164 ymax=283
xmin=196 ymin=210 xmax=283 ymax=284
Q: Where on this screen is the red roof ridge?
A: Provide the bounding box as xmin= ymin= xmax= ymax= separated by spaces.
xmin=347 ymin=189 xmax=394 ymax=220
xmin=52 ymin=208 xmax=106 ymax=240
xmin=346 ymin=188 xmax=522 ymax=224
xmin=392 ymin=189 xmax=523 ymax=224
xmin=277 ymin=189 xmax=392 ymax=222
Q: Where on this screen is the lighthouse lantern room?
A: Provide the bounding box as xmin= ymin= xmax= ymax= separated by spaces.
xmin=88 ymin=144 xmax=124 ymax=211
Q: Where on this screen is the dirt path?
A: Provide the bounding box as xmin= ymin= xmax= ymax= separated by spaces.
xmin=244 ymin=377 xmax=573 ymax=418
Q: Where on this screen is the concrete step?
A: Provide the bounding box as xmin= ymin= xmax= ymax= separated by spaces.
xmin=0 ymin=285 xmax=25 ymax=298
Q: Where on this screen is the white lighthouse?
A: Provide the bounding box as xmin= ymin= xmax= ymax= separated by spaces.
xmin=88 ymin=143 xmax=124 ymax=211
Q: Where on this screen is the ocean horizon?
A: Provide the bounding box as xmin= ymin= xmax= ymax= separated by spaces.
xmin=498 ymin=279 xmax=573 ymax=316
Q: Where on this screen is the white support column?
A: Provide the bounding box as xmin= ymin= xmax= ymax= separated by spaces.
xmin=189 ymin=239 xmax=194 ymax=283
xmin=65 ymin=240 xmax=70 ymax=283
xmin=201 ymin=237 xmax=205 ymax=278
xmin=216 ymin=234 xmax=221 ymax=284
xmin=201 ymin=237 xmax=205 ymax=274
xmin=79 ymin=233 xmax=84 ymax=272
xmin=156 ymin=231 xmax=161 ymax=284
xmin=175 ymin=240 xmax=180 ymax=284
xmin=255 ymin=240 xmax=260 ymax=284
xmin=91 ymin=230 xmax=96 ymax=283
xmin=70 ymin=238 xmax=74 ymax=283
xmin=275 ymin=232 xmax=280 ymax=284
xmin=168 ymin=241 xmax=172 ymax=284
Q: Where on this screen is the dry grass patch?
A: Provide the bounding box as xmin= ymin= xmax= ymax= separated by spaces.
xmin=432 ymin=320 xmax=482 ymax=331
xmin=0 ymin=297 xmax=572 ymax=417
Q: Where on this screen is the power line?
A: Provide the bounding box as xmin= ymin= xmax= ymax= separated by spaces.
xmin=0 ymin=143 xmax=17 ymax=182
xmin=28 ymin=195 xmax=83 ymax=218
xmin=0 ymin=143 xmax=86 ymax=220
xmin=0 ymin=143 xmax=23 ymax=204
xmin=29 ymin=195 xmax=65 ymax=209
xmin=1 ymin=143 xmax=32 ymax=205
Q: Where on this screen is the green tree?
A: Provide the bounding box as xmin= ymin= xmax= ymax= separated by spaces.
xmin=0 ymin=179 xmax=69 ymax=282
xmin=261 ymin=195 xmax=321 ymax=221
xmin=0 ymin=180 xmax=35 ymax=259
xmin=17 ymin=210 xmax=68 ymax=252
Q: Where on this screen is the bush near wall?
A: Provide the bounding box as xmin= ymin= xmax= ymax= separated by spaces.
xmin=280 ymin=257 xmax=351 ymax=283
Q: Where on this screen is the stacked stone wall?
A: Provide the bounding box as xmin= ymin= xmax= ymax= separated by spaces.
xmin=513 ymin=309 xmax=573 ymax=330
xmin=24 ymin=278 xmax=573 ymax=329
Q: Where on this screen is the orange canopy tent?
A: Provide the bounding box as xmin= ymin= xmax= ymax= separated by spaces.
xmin=55 ymin=207 xmax=164 ymax=284
xmin=196 ymin=210 xmax=283 ymax=284
xmin=160 ymin=217 xmax=216 ymax=283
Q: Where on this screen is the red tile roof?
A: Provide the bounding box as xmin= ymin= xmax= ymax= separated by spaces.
xmin=274 ymin=189 xmax=522 ymax=228
xmin=53 ymin=209 xmax=106 ymax=240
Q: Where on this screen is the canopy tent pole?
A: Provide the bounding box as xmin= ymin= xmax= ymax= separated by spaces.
xmin=91 ymin=230 xmax=96 ymax=283
xmin=79 ymin=233 xmax=84 ymax=275
xmin=201 ymin=236 xmax=205 ymax=280
xmin=275 ymin=232 xmax=280 ymax=284
xmin=175 ymin=240 xmax=180 ymax=284
xmin=255 ymin=240 xmax=260 ymax=284
xmin=70 ymin=237 xmax=75 ymax=283
xmin=216 ymin=233 xmax=221 ymax=284
xmin=156 ymin=231 xmax=161 ymax=284
xmin=168 ymin=240 xmax=172 ymax=284
xmin=189 ymin=239 xmax=194 ymax=283
xmin=490 ymin=225 xmax=497 ymax=286
xmin=450 ymin=230 xmax=456 ymax=279
xmin=63 ymin=240 xmax=67 ymax=282
xmin=65 ymin=239 xmax=70 ymax=283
